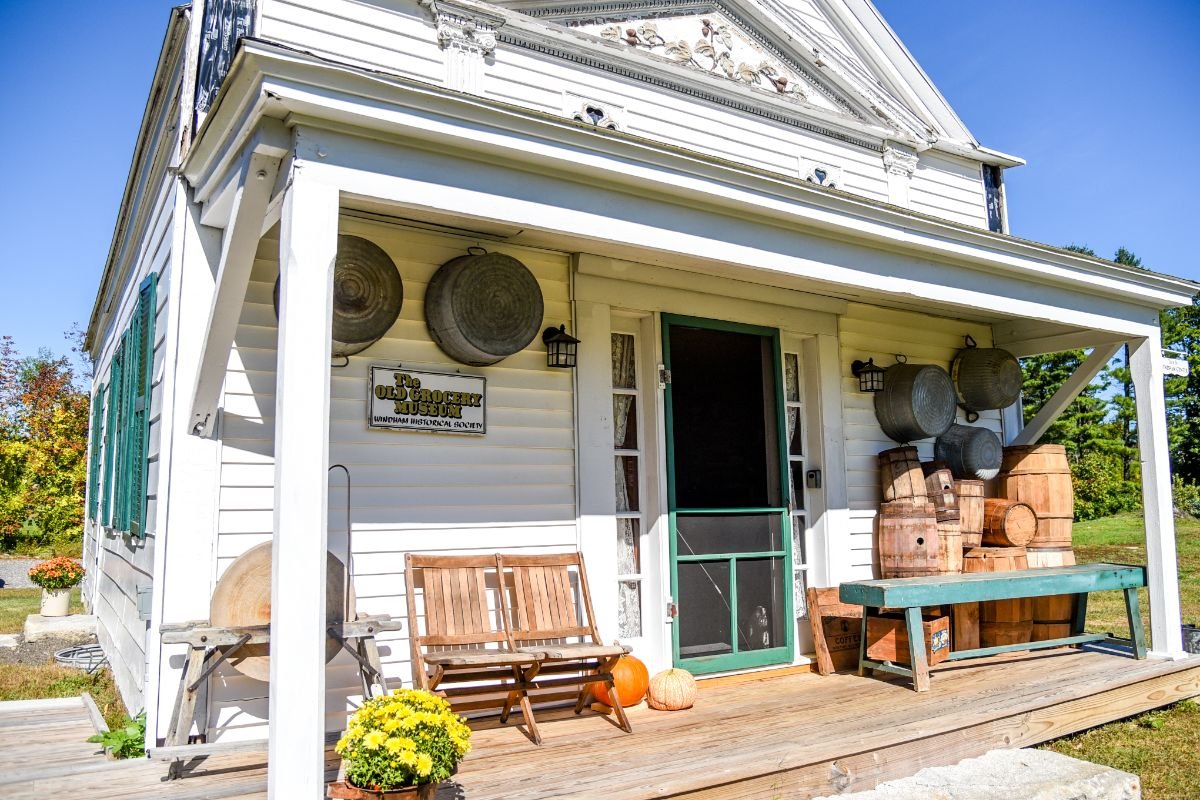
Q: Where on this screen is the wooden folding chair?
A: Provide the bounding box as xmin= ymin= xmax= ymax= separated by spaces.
xmin=496 ymin=552 xmax=633 ymax=738
xmin=404 ymin=554 xmax=544 ymax=743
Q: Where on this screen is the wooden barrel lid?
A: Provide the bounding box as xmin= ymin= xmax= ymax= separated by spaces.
xmin=209 ymin=542 xmax=354 ymax=682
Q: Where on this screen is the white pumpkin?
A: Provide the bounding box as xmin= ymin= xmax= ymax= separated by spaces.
xmin=647 ymin=668 xmax=697 ymax=711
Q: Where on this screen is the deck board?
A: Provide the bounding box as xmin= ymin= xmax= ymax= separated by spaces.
xmin=0 ymin=650 xmax=1196 ymax=799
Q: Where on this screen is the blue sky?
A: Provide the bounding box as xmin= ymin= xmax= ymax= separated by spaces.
xmin=0 ymin=1 xmax=1197 ymax=359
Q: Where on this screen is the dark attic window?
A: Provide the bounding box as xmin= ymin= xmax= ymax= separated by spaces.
xmin=983 ymin=164 xmax=1005 ymax=233
xmin=573 ymin=104 xmax=618 ymax=130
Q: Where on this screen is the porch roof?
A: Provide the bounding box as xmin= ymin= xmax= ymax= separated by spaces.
xmin=178 ymin=40 xmax=1197 ymax=345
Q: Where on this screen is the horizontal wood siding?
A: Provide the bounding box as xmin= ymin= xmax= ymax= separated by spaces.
xmin=909 ymin=151 xmax=989 ymax=228
xmin=208 ymin=217 xmax=576 ymax=739
xmin=835 ymin=303 xmax=1001 ymax=584
xmin=92 ymin=175 xmax=175 ymax=714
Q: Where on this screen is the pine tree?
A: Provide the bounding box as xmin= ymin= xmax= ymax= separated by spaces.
xmin=1162 ymin=294 xmax=1200 ymax=483
xmin=1106 ymin=247 xmax=1143 ymax=483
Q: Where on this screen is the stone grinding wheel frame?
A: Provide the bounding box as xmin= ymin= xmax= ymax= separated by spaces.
xmin=208 ymin=541 xmax=355 ymax=682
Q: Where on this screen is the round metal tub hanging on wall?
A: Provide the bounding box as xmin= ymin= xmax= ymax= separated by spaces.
xmin=874 ymin=363 xmax=958 ymax=443
xmin=952 ymin=335 xmax=1022 ymax=413
xmin=274 ymin=234 xmax=404 ymax=357
xmin=935 ymin=423 xmax=1003 ymax=481
xmin=425 ymin=250 xmax=544 ymax=366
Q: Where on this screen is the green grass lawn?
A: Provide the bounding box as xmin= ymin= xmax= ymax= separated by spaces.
xmin=0 ymin=587 xmax=85 ymax=633
xmin=1038 ymin=513 xmax=1200 ymax=800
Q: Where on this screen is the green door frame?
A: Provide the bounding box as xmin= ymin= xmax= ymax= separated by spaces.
xmin=662 ymin=313 xmax=794 ymax=674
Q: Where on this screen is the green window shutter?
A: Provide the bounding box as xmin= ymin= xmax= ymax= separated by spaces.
xmin=86 ymin=386 xmax=105 ymax=521
xmin=102 ymin=344 xmax=123 ymax=527
xmin=128 ymin=274 xmax=157 ymax=539
xmin=114 ymin=330 xmax=132 ymax=532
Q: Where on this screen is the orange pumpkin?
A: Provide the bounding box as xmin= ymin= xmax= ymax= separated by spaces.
xmin=592 ymin=654 xmax=649 ymax=707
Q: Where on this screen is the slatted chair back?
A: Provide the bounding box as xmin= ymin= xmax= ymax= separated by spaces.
xmin=497 ymin=553 xmax=602 ymax=646
xmin=405 ymin=554 xmax=511 ymax=654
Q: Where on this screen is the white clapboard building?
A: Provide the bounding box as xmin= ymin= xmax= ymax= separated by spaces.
xmin=80 ymin=0 xmax=1196 ymax=795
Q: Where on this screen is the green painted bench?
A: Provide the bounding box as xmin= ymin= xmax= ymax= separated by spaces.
xmin=839 ymin=563 xmax=1147 ymax=692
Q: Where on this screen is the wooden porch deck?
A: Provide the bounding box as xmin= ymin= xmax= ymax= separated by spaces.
xmin=4 ymin=649 xmax=1198 ymax=799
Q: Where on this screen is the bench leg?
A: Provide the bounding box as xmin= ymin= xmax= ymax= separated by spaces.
xmin=1071 ymin=592 xmax=1089 ymax=637
xmin=904 ymin=606 xmax=930 ymax=692
xmin=857 ymin=608 xmax=870 ymax=677
xmin=1124 ymin=587 xmax=1147 ymax=659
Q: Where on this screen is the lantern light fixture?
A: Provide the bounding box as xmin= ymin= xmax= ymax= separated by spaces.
xmin=542 ymin=325 xmax=580 ymax=369
xmin=850 ymin=357 xmax=885 ymax=393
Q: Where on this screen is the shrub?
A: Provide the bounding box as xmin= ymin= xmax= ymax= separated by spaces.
xmin=27 ymin=556 xmax=84 ymax=590
xmin=1073 ymin=452 xmax=1141 ymax=521
xmin=1174 ymin=476 xmax=1200 ymax=519
xmin=88 ymin=712 xmax=146 ymax=759
xmin=335 ymin=689 xmax=471 ymax=790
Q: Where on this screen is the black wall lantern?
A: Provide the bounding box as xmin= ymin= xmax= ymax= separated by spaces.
xmin=851 ymin=358 xmax=885 ymax=392
xmin=542 ymin=325 xmax=580 ymax=368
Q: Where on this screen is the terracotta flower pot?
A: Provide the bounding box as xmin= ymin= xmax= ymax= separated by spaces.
xmin=40 ymin=588 xmax=71 ymax=617
xmin=327 ymin=780 xmax=439 ymax=799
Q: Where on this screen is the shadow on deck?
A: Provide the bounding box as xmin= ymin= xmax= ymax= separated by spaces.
xmin=3 ymin=649 xmax=1197 ymax=799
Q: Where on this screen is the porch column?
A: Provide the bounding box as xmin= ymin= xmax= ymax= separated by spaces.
xmin=1128 ymin=333 xmax=1186 ymax=658
xmin=268 ymin=170 xmax=339 ymax=797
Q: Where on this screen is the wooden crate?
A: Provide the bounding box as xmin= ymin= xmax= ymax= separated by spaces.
xmin=866 ymin=613 xmax=951 ymax=666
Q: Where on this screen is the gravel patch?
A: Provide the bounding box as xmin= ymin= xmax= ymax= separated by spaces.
xmin=0 ymin=557 xmax=38 ymax=589
xmin=0 ymin=633 xmax=101 ymax=667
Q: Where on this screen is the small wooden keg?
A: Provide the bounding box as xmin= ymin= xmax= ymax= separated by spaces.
xmin=877 ymin=500 xmax=940 ymax=579
xmin=955 ymin=480 xmax=985 ymax=548
xmin=879 ymin=447 xmax=927 ymax=503
xmin=922 ymin=462 xmax=960 ymax=523
xmin=998 ymin=444 xmax=1074 ymax=549
xmin=963 ymin=547 xmax=1032 ymax=648
xmin=936 ymin=519 xmax=963 ymax=574
xmin=1027 ymin=547 xmax=1077 ymax=641
xmin=981 ymin=499 xmax=1038 ymax=547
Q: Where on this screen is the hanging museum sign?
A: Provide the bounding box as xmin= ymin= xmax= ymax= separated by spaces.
xmin=368 ymin=365 xmax=486 ymax=434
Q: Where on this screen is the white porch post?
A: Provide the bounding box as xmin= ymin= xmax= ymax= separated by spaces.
xmin=268 ymin=169 xmax=339 ymax=797
xmin=1129 ymin=333 xmax=1186 ymax=658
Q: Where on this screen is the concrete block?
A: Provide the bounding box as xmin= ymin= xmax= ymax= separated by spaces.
xmin=0 ymin=633 xmax=19 ymax=648
xmin=815 ymin=749 xmax=1140 ymax=800
xmin=23 ymin=614 xmax=97 ymax=643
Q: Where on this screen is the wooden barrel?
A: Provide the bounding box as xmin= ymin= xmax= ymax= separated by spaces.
xmin=998 ymin=445 xmax=1074 ymax=549
xmin=981 ymin=499 xmax=1038 ymax=547
xmin=963 ymin=547 xmax=1032 ymax=648
xmin=1027 ymin=547 xmax=1077 ymax=642
xmin=921 ymin=462 xmax=959 ymax=522
xmin=935 ymin=424 xmax=1003 ymax=480
xmin=936 ymin=520 xmax=963 ymax=574
xmin=874 ymin=364 xmax=957 ymax=443
xmin=877 ymin=500 xmax=940 ymax=579
xmin=955 ymin=480 xmax=985 ymax=548
xmin=878 ymin=447 xmax=927 ymax=503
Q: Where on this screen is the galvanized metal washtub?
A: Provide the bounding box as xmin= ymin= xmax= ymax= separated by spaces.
xmin=874 ymin=363 xmax=957 ymax=443
xmin=935 ymin=423 xmax=1003 ymax=480
xmin=951 ymin=336 xmax=1022 ymax=413
xmin=425 ymin=251 xmax=545 ymax=366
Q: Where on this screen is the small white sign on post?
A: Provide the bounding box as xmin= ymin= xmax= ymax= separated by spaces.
xmin=368 ymin=365 xmax=486 ymax=434
xmin=1163 ymin=357 xmax=1190 ymax=377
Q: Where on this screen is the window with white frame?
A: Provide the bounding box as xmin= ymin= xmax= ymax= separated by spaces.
xmin=784 ymin=351 xmax=809 ymax=619
xmin=612 ymin=332 xmax=643 ymax=638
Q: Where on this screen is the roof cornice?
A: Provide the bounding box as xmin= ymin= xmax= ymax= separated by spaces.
xmin=184 ymin=41 xmax=1197 ymax=312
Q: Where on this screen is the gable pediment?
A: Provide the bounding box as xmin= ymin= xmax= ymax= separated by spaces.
xmin=493 ymin=0 xmax=942 ymax=146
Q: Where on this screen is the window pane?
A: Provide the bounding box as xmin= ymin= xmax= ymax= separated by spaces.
xmin=789 ymin=465 xmax=805 ymax=511
xmin=675 ymin=513 xmax=782 ymax=556
xmin=611 ymin=333 xmax=636 ymax=389
xmin=736 ymin=558 xmax=786 ymax=651
xmin=613 ymin=395 xmax=638 ymax=450
xmin=614 ymin=456 xmax=640 ymax=512
xmin=784 ymin=353 xmax=800 ymax=402
xmin=616 ymin=518 xmax=640 ymax=575
xmin=678 ymin=560 xmax=732 ymax=657
xmin=793 ymin=570 xmax=808 ymax=619
xmin=618 ymin=580 xmax=642 ymax=638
